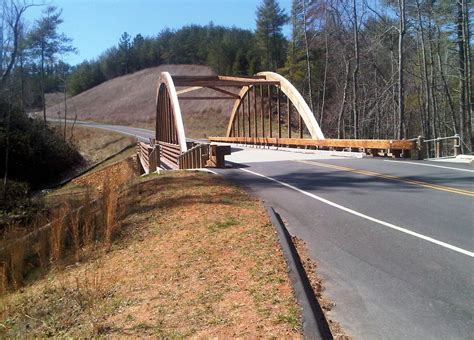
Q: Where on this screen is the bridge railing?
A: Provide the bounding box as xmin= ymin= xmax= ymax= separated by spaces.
xmin=423 ymin=135 xmax=461 ymax=159
xmin=178 ymin=144 xmax=209 ymax=169
xmin=178 ymin=144 xmax=231 ymax=169
xmin=157 ymin=141 xmax=181 ymax=168
xmin=137 ymin=140 xmax=158 ymax=174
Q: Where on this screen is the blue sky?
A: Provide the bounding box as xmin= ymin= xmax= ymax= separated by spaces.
xmin=24 ymin=0 xmax=293 ymax=66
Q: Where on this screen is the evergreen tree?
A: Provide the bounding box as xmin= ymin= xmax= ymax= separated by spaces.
xmin=284 ymin=0 xmax=307 ymax=89
xmin=255 ymin=0 xmax=288 ymax=70
xmin=28 ymin=6 xmax=75 ymax=122
xmin=118 ymin=32 xmax=131 ymax=75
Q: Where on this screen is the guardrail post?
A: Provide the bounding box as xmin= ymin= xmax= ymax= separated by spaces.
xmin=435 ymin=138 xmax=441 ymax=158
xmin=148 ymin=147 xmax=156 ymax=172
xmin=454 ymin=134 xmax=461 ymax=156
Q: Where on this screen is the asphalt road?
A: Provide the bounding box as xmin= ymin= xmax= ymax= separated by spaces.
xmin=67 ymin=120 xmax=474 ymax=339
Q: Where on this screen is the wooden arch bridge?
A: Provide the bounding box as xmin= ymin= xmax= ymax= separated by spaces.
xmin=137 ymin=71 xmax=421 ymax=174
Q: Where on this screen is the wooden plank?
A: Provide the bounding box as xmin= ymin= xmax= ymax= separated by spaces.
xmin=253 ymin=85 xmax=257 ymax=138
xmin=247 ymin=89 xmax=251 ymax=137
xmin=287 ymin=97 xmax=291 ymax=139
xmin=242 ymin=95 xmax=246 ymax=137
xmin=178 ymin=96 xmax=236 ymax=100
xmin=268 ymin=85 xmax=272 ymax=138
xmin=237 ymin=104 xmax=240 ymax=137
xmin=173 ymin=79 xmax=280 ymax=87
xmin=277 ymin=87 xmax=281 ymax=138
xmin=172 ymin=75 xmax=266 ymax=82
xmin=176 ymin=86 xmax=202 ymax=95
xmin=208 ymin=137 xmax=417 ymax=150
xmin=299 ymin=114 xmax=303 ymax=139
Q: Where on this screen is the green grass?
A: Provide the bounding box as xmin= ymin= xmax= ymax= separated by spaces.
xmin=208 ymin=217 xmax=239 ymax=232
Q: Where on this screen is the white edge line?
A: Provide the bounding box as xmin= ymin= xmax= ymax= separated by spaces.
xmin=385 ymin=160 xmax=474 ymax=173
xmin=240 ymin=168 xmax=474 ymax=258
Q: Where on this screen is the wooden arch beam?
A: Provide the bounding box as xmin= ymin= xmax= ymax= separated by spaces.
xmin=225 ymin=72 xmax=325 ymax=140
xmin=156 ymin=72 xmax=188 ymax=152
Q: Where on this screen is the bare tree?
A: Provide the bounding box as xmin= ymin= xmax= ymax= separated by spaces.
xmin=320 ymin=0 xmax=329 ymax=130
xmin=302 ymin=0 xmax=314 ymax=114
xmin=397 ymin=0 xmax=406 ymax=139
xmin=0 ymin=0 xmax=35 ymax=86
xmin=351 ymin=0 xmax=360 ymax=138
xmin=1 ymin=0 xmax=35 ymax=199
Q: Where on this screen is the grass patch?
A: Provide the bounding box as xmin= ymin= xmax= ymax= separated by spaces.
xmin=208 ymin=217 xmax=239 ymax=232
xmin=0 ymin=168 xmax=301 ymax=337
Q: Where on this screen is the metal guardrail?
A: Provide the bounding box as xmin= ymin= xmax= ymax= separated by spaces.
xmin=423 ymin=134 xmax=461 ymax=159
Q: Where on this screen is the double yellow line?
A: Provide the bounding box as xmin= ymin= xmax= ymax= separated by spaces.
xmin=297 ymin=160 xmax=474 ymax=197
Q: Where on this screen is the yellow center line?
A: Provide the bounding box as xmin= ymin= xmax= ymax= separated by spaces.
xmin=296 ymin=160 xmax=474 ymax=197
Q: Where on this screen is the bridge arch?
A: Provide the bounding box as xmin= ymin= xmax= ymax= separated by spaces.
xmin=147 ymin=71 xmax=419 ymax=172
xmin=226 ymin=71 xmax=325 ymax=140
xmin=156 ymin=72 xmax=187 ymax=153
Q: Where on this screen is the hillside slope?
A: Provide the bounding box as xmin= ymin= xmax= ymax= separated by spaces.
xmin=47 ymin=65 xmax=235 ymax=138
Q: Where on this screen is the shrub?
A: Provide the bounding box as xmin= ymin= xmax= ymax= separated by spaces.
xmin=0 ymin=99 xmax=85 ymax=193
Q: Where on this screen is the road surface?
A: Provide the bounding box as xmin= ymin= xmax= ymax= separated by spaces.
xmin=70 ymin=120 xmax=474 ymax=339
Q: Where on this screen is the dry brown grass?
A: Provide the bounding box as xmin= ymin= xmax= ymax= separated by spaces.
xmin=0 ymin=262 xmax=7 ymax=295
xmin=50 ymin=204 xmax=68 ymax=264
xmin=102 ymin=178 xmax=118 ymax=251
xmin=46 ymin=64 xmax=236 ymax=139
xmin=49 ymin=123 xmax=134 ymax=165
xmin=69 ymin=209 xmax=82 ymax=263
xmin=0 ymin=169 xmax=302 ymax=337
xmin=0 ymin=156 xmax=138 ymax=295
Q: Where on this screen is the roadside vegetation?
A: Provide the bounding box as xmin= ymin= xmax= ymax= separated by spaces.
xmin=0 ymin=102 xmax=84 ymax=229
xmin=58 ymin=124 xmax=134 ymax=165
xmin=3 ymin=1 xmax=470 ymax=152
xmin=0 ymin=154 xmax=301 ymax=337
xmin=65 ymin=0 xmax=472 ymax=150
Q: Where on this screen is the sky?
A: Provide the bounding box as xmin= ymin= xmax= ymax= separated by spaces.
xmin=24 ymin=0 xmax=293 ymax=66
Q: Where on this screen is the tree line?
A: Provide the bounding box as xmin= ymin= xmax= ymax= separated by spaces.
xmin=281 ymin=0 xmax=472 ymax=153
xmin=1 ymin=0 xmax=473 ymax=161
xmin=1 ymin=2 xmax=81 ymax=201
xmin=67 ymin=25 xmax=261 ymax=95
xmin=66 ymin=0 xmax=472 ymax=152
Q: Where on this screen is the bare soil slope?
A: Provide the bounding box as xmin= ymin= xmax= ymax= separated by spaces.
xmin=47 ymin=65 xmax=235 ymax=138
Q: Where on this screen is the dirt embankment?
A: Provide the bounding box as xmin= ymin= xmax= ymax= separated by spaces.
xmin=0 ymin=156 xmax=302 ymax=337
xmin=47 ymin=64 xmax=235 ymax=138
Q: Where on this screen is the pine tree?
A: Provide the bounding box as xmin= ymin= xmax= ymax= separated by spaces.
xmin=285 ymin=1 xmax=309 ymax=87
xmin=118 ymin=32 xmax=131 ymax=75
xmin=255 ymin=0 xmax=288 ymax=71
xmin=28 ymin=6 xmax=75 ymax=123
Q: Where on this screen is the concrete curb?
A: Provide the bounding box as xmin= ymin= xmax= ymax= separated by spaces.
xmin=212 ymin=142 xmax=366 ymax=159
xmin=267 ymin=206 xmax=333 ymax=340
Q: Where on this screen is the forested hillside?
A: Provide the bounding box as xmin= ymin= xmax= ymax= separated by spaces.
xmin=47 ymin=65 xmax=234 ymax=138
xmin=1 ymin=0 xmax=473 ymax=152
xmin=65 ymin=0 xmax=472 ymax=152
